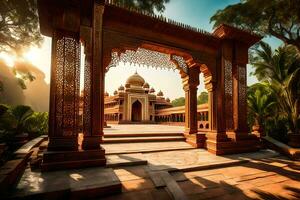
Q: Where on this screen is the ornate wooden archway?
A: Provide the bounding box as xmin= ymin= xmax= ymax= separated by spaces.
xmin=38 ymin=0 xmax=261 ymax=170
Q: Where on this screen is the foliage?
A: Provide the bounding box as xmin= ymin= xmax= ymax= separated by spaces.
xmin=171 ymin=97 xmax=185 ymax=107
xmin=252 ymin=42 xmax=300 ymax=135
xmin=247 ymin=83 xmax=277 ymax=130
xmin=114 ymin=0 xmax=170 ymax=14
xmin=197 ymin=91 xmax=208 ymax=105
xmin=10 ymin=105 xmax=34 ymax=134
xmin=12 ymin=67 xmax=36 ymax=90
xmin=0 ymin=0 xmax=42 ymax=54
xmin=24 ymin=112 xmax=48 ymax=136
xmin=0 ymin=104 xmax=48 ymax=145
xmin=210 ymin=0 xmax=300 ymax=50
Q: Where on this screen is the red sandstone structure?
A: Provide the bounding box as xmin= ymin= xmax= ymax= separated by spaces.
xmin=104 ymin=72 xmax=172 ymax=124
xmin=37 ymin=0 xmax=262 ymax=170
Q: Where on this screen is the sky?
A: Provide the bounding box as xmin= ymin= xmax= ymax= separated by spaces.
xmin=0 ymin=0 xmax=283 ymax=101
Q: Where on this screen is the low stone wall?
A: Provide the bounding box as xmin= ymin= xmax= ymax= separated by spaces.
xmin=0 ymin=135 xmax=47 ymax=196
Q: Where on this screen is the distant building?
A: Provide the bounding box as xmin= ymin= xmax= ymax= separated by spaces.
xmin=104 ymin=72 xmax=172 ymax=123
xmin=79 ymin=72 xmax=209 ymax=129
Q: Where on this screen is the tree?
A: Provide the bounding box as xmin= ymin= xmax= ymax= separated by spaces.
xmin=114 ymin=0 xmax=170 ymax=14
xmin=197 ymin=91 xmax=208 ymax=105
xmin=210 ymin=0 xmax=300 ymax=50
xmin=252 ymin=42 xmax=300 ymax=135
xmin=0 ymin=0 xmax=42 ymax=54
xmin=171 ymin=97 xmax=185 ymax=107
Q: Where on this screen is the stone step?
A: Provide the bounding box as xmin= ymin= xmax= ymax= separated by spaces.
xmin=104 ymin=132 xmax=183 ymax=138
xmin=103 ymin=136 xmax=186 ymax=143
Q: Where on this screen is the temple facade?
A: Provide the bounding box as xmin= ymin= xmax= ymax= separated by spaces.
xmin=104 ymin=72 xmax=172 ymax=123
xmin=104 ymin=72 xmax=210 ymax=130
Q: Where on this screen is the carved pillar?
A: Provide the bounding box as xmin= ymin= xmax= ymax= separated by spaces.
xmin=48 ymin=30 xmax=80 ymax=151
xmin=229 ymin=41 xmax=250 ymax=140
xmin=224 ymin=59 xmax=234 ymax=131
xmin=204 ymin=80 xmax=216 ymax=132
xmin=205 ymin=50 xmax=232 ymax=154
xmin=182 ymin=66 xmax=199 ymax=135
xmin=232 ymin=62 xmax=249 ymax=138
xmin=81 ymin=2 xmax=105 ymax=150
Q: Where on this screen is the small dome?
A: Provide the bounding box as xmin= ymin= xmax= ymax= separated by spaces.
xmin=118 ymin=85 xmax=124 ymax=91
xmin=166 ymin=98 xmax=170 ymax=102
xmin=143 ymin=82 xmax=150 ymax=88
xmin=149 ymin=87 xmax=155 ymax=93
xmin=125 ymin=83 xmax=130 ymax=88
xmin=157 ymin=90 xmax=164 ymax=97
xmin=113 ymin=90 xmax=118 ymax=95
xmin=105 ymin=91 xmax=109 ymax=96
xmin=126 ymin=72 xmax=145 ymax=87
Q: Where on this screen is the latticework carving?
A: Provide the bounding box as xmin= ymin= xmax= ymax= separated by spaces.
xmin=224 ymin=60 xmax=233 ymax=130
xmin=83 ymin=55 xmax=91 ymax=136
xmin=171 ymin=55 xmax=188 ymax=73
xmin=54 ymin=34 xmax=80 ymax=137
xmin=238 ymin=66 xmax=247 ymax=123
xmin=106 ymin=48 xmax=188 ymax=73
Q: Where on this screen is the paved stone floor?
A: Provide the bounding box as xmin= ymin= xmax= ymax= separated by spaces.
xmin=102 ymin=155 xmax=300 ymax=200
xmin=10 ymin=124 xmax=300 ymax=199
xmin=104 ymin=124 xmax=184 ymax=134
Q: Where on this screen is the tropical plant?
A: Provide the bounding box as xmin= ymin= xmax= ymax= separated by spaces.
xmin=10 ymin=105 xmax=34 ymax=135
xmin=0 ymin=104 xmax=48 ymax=146
xmin=252 ymin=42 xmax=300 ymax=135
xmin=24 ymin=112 xmax=48 ymax=137
xmin=247 ymin=83 xmax=277 ymax=131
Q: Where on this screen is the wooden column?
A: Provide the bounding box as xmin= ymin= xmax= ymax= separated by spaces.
xmin=47 ymin=30 xmax=80 ymax=151
xmin=182 ymin=66 xmax=199 ymax=135
xmin=82 ymin=2 xmax=105 ymax=150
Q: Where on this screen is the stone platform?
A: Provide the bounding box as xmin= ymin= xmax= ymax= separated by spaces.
xmin=6 ymin=138 xmax=300 ymax=200
xmin=8 ymin=167 xmax=121 ymax=200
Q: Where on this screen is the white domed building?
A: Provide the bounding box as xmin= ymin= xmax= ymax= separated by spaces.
xmin=104 ymin=72 xmax=172 ymax=123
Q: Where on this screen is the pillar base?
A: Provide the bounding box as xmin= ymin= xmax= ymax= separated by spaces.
xmin=47 ymin=137 xmax=78 ymax=151
xmin=185 ymin=133 xmax=207 ymax=148
xmin=41 ymin=147 xmax=106 ymax=171
xmin=226 ymin=131 xmax=257 ymax=141
xmin=205 ymin=132 xmax=261 ymax=155
xmin=82 ymin=136 xmax=103 ymax=150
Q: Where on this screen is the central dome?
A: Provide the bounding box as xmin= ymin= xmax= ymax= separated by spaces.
xmin=126 ymin=72 xmax=145 ymax=87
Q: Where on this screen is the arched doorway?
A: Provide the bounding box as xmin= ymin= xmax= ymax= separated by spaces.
xmin=38 ymin=0 xmax=262 ymax=172
xmin=131 ymin=100 xmax=142 ymax=122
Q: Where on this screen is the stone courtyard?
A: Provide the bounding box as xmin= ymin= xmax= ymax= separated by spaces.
xmin=9 ymin=125 xmax=300 ymax=200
